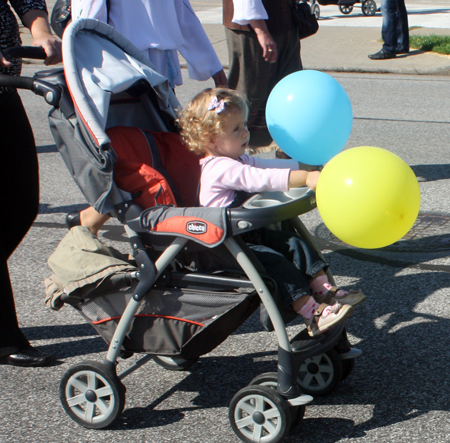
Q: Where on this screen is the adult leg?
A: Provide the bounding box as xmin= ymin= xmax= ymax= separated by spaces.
xmin=381 ymin=0 xmax=398 ymax=54
xmin=0 ymin=92 xmax=53 ymax=365
xmin=270 ymin=28 xmax=302 ymax=92
xmin=396 ymin=0 xmax=409 ymax=53
xmin=0 ymin=91 xmax=38 ymax=355
xmin=0 ymin=244 xmax=28 ymax=357
xmin=226 ymin=28 xmax=276 ymax=147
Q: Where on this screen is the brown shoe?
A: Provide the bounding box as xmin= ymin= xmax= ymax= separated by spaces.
xmin=305 ymin=303 xmax=353 ymax=337
xmin=314 ymin=288 xmax=366 ymax=308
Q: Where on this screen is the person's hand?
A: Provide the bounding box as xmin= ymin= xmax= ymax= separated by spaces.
xmin=250 ymin=20 xmax=277 ymax=63
xmin=212 ymin=69 xmax=228 ymax=88
xmin=0 ymin=49 xmax=12 ymax=68
xmin=32 ymin=35 xmax=62 ymax=65
xmin=306 ymin=170 xmax=321 ymax=191
xmin=255 ymin=29 xmax=277 ymax=63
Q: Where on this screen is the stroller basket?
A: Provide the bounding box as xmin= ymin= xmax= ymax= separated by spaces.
xmin=68 ymin=272 xmax=259 ymax=359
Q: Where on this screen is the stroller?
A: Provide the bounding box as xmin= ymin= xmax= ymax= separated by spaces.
xmin=1 ymin=19 xmax=362 ymax=443
xmin=312 ymin=0 xmax=378 ymax=17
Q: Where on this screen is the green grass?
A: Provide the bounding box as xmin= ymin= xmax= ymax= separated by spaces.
xmin=409 ymin=34 xmax=450 ymax=55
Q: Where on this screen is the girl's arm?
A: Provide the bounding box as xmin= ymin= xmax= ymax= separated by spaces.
xmin=22 ymin=9 xmax=62 ymax=65
xmin=289 ymin=170 xmax=321 ymax=191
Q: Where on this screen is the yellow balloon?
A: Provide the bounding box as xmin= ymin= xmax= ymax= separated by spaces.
xmin=316 ymin=147 xmax=421 ymax=249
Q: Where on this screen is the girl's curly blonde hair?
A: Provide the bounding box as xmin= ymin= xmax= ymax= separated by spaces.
xmin=177 ymin=88 xmax=248 ymax=155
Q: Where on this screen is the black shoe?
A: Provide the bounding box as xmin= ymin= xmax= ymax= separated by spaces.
xmin=396 ymin=48 xmax=410 ymax=54
xmin=368 ymin=49 xmax=396 ymax=60
xmin=0 ymin=346 xmax=54 ymax=367
xmin=65 ymin=210 xmax=81 ymax=229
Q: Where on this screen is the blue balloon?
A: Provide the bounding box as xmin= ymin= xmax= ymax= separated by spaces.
xmin=266 ymin=70 xmax=353 ymax=165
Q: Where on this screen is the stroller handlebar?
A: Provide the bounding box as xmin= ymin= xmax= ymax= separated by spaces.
xmin=0 ymin=73 xmax=62 ymax=106
xmin=2 ymin=46 xmax=46 ymax=61
xmin=0 ymin=47 xmax=61 ymax=106
xmin=0 ymin=73 xmax=35 ymax=90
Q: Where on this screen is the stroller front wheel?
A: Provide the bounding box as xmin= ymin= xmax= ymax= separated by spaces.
xmin=60 ymin=361 xmax=126 ymax=429
xmin=229 ymin=385 xmax=292 ymax=443
xmin=248 ymin=372 xmax=305 ymax=431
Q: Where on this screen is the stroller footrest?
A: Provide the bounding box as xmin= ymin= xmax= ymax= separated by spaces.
xmin=291 ymin=322 xmax=345 ymax=361
xmin=338 ymin=347 xmax=363 ymax=360
xmin=288 ymin=394 xmax=314 ymax=407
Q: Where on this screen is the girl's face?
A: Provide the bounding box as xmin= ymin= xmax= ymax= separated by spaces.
xmin=207 ymin=109 xmax=250 ymax=159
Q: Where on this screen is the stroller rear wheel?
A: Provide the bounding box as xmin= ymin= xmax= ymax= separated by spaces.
xmin=248 ymin=372 xmax=305 ymax=431
xmin=339 ymin=4 xmax=353 ymax=14
xmin=229 ymin=385 xmax=292 ymax=443
xmin=60 ymin=361 xmax=126 ymax=429
xmin=297 ymin=348 xmax=343 ymax=396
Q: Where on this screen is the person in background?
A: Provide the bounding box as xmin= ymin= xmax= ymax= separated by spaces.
xmin=71 ymin=0 xmax=228 ymax=89
xmin=222 ymin=0 xmax=302 ymax=150
xmin=66 ymin=0 xmax=228 ymax=234
xmin=368 ymin=0 xmax=409 ymax=60
xmin=0 ymin=0 xmax=62 ymax=366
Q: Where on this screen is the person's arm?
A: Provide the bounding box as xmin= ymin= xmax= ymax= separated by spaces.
xmin=289 ymin=170 xmax=321 ymax=191
xmin=177 ymin=0 xmax=227 ymax=84
xmin=232 ymin=0 xmax=277 ymax=63
xmin=245 ymin=155 xmax=321 ymax=191
xmin=249 ymin=19 xmax=277 ymax=63
xmin=22 ymin=9 xmax=62 ymax=65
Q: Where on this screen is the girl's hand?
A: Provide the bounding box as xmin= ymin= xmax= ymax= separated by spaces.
xmin=0 ymin=49 xmax=12 ymax=67
xmin=288 ymin=169 xmax=320 ymax=190
xmin=306 ymin=170 xmax=321 ymax=191
xmin=32 ymin=35 xmax=62 ymax=65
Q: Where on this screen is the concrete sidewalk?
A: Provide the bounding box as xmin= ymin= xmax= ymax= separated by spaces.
xmin=203 ymin=23 xmax=450 ymax=76
xmin=18 ymin=10 xmax=450 ymax=76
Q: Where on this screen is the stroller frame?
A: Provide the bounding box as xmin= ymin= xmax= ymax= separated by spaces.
xmin=1 ymin=18 xmax=361 ymax=442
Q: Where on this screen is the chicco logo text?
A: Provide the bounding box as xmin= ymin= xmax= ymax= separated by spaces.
xmin=186 ymin=221 xmax=207 ymax=234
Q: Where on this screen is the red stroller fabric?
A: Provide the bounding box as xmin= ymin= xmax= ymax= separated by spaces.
xmin=107 ymin=126 xmax=201 ymax=209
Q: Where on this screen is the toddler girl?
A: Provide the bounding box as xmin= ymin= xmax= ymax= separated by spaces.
xmin=177 ymin=88 xmax=364 ymax=336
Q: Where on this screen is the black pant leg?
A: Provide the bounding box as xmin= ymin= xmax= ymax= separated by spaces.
xmin=0 ymin=91 xmax=39 ymax=354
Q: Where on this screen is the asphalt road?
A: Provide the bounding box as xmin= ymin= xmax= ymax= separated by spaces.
xmin=1 ymin=64 xmax=450 ymax=443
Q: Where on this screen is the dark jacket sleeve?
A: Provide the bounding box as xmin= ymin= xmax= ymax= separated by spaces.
xmin=10 ymin=0 xmax=47 ymax=23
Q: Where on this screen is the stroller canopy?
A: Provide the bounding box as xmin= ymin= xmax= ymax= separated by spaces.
xmin=51 ymin=19 xmax=183 ymax=213
xmin=62 ymin=18 xmax=180 ymax=148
